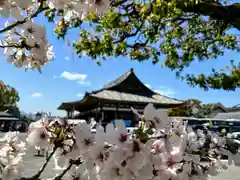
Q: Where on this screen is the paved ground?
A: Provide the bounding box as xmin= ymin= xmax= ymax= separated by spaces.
xmin=210 ymin=166 xmax=240 ymax=180
xmin=1 ymin=133 xmax=240 ymax=179
xmin=22 ymin=151 xmax=57 ymax=179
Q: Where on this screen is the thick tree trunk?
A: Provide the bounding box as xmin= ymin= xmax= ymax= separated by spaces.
xmin=177 ymin=1 xmax=240 ymax=30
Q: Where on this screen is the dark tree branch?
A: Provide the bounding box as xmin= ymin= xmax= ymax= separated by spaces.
xmin=176 ymin=1 xmax=240 ymax=30
xmin=0 ymin=44 xmax=23 ymax=48
xmin=53 ymin=157 xmax=82 ymax=180
xmin=19 ymin=147 xmax=57 ymax=180
xmin=113 ymin=22 xmax=144 ymax=44
xmin=0 ymin=41 xmax=37 ymax=50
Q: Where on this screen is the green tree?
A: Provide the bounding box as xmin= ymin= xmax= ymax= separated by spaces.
xmin=0 ymin=80 xmax=20 ymax=111
xmin=168 ymin=99 xmax=218 ymax=118
xmin=44 ymin=0 xmax=240 ymax=91
xmin=1 ymin=0 xmax=240 ymax=90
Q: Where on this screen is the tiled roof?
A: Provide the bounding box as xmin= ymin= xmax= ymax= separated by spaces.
xmin=0 ymin=111 xmax=14 ymax=117
xmin=214 ymin=112 xmax=240 ymax=119
xmin=91 ymin=90 xmax=182 ymax=104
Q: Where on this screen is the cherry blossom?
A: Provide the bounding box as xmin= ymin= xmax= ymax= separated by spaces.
xmin=0 ymin=0 xmax=111 ymax=70
xmin=26 ymin=126 xmax=50 ymax=149
xmin=105 ymin=120 xmax=129 ymax=146
xmin=1 ymin=19 xmax=54 ymax=71
xmin=0 ymin=103 xmax=239 ymax=180
xmin=1 ymin=0 xmax=240 ymax=179
xmin=73 ymin=121 xmax=94 ymax=153
xmin=0 ymin=132 xmax=26 ymax=180
xmin=1 ymin=156 xmax=24 ymax=180
xmin=143 ymin=103 xmax=171 ymax=132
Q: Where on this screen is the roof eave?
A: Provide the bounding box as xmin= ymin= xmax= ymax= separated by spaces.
xmin=90 ymin=93 xmax=184 ymax=105
xmin=57 ymin=93 xmax=94 ymax=110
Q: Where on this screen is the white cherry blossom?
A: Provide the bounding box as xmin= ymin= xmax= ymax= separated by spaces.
xmin=143 ymin=103 xmax=171 ymax=131
xmin=28 ymin=117 xmax=49 ymax=132
xmin=105 ymin=120 xmax=129 ymax=146
xmin=26 ymin=126 xmax=50 ymax=149
xmin=74 ymin=121 xmax=94 ymax=153
xmin=0 ymin=103 xmax=238 ymax=180
xmin=0 ymin=0 xmax=111 ymax=70
xmin=1 ymin=155 xmax=24 ymax=180
xmin=0 ymin=132 xmax=26 ymax=180
xmin=1 ymin=19 xmax=54 ymax=71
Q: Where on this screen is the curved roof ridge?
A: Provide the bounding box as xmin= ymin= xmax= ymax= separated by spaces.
xmin=103 ymin=68 xmax=134 ymax=90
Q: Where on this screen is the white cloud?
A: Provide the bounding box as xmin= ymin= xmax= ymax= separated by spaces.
xmin=154 ymin=86 xmax=175 ymax=97
xmin=78 ymin=80 xmax=91 ymax=86
xmin=65 ymin=56 xmax=70 ymax=60
xmin=144 ymin=84 xmax=151 ymax=88
xmin=60 ymin=71 xmax=87 ymax=81
xmin=77 ymin=93 xmax=84 ymax=97
xmin=32 ymin=93 xmax=42 ymax=98
xmin=78 ymin=81 xmax=84 ymax=85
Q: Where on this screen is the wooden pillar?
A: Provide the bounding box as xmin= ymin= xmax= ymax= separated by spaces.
xmin=101 ymin=107 xmax=104 ymax=125
xmin=70 ymin=111 xmax=72 ymax=118
xmin=71 ymin=106 xmax=75 ymax=118
xmin=67 ymin=110 xmax=71 ymax=118
xmin=100 ymin=101 xmax=104 ymax=125
xmin=114 ymin=104 xmax=119 ymax=119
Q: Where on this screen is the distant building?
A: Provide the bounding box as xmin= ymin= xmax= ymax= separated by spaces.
xmin=207 ymin=103 xmax=227 ymax=118
xmin=2 ymin=104 xmax=20 ymax=118
xmin=0 ymin=111 xmax=19 ymax=121
xmin=34 ymin=112 xmax=54 ymax=121
xmin=214 ymin=112 xmax=240 ymax=119
xmin=58 ymin=68 xmax=183 ymax=126
xmin=213 ymin=104 xmax=240 ymax=119
xmin=226 ymin=104 xmax=240 ymax=113
xmin=0 ymin=111 xmax=27 ymax=132
xmin=35 ymin=112 xmax=42 ymax=121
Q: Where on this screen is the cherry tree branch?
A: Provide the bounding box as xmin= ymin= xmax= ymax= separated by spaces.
xmin=19 ymin=147 xmax=57 ymax=180
xmin=53 ymin=157 xmax=82 ymax=180
xmin=177 ymin=2 xmax=240 ymax=30
xmin=32 ymin=148 xmax=57 ymax=179
xmin=0 ymin=41 xmax=37 ymax=49
xmin=0 ymin=44 xmax=23 ymax=48
xmin=0 ymin=0 xmax=49 ymax=34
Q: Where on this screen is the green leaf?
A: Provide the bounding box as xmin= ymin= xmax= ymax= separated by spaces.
xmin=42 ymin=0 xmax=240 ymax=91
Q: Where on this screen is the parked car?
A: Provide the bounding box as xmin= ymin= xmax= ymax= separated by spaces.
xmin=230 ymin=132 xmax=240 ymax=144
xmin=126 ymin=127 xmax=138 ymax=139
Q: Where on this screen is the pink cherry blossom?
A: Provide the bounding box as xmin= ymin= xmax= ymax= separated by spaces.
xmin=0 ymin=103 xmax=238 ymax=180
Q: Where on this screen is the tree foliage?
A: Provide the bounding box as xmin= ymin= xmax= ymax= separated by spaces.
xmin=0 ymin=0 xmax=240 ymax=90
xmin=168 ymin=99 xmax=219 ymax=118
xmin=0 ymin=80 xmax=20 ymax=111
xmin=43 ymin=0 xmax=240 ymax=91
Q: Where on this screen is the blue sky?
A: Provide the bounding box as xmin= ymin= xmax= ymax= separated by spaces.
xmin=1 ymin=15 xmax=240 ymax=116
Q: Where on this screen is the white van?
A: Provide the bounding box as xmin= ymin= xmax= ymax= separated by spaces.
xmin=126 ymin=127 xmax=137 ymax=134
xmin=68 ymin=119 xmax=86 ymax=125
xmin=126 ymin=127 xmax=138 ymax=139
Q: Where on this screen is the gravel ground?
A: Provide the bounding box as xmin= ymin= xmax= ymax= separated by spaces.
xmin=1 ymin=133 xmax=240 ymax=179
